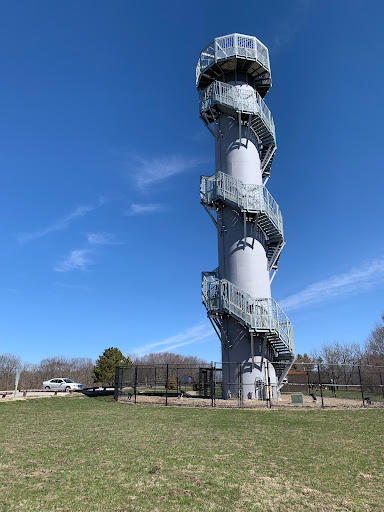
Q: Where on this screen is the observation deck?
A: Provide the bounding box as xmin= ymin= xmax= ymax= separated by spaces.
xmin=196 ymin=33 xmax=271 ymax=97
xmin=200 ymin=172 xmax=284 ymax=271
xmin=199 ymin=81 xmax=276 ymax=177
xmin=201 ymin=270 xmax=294 ymax=359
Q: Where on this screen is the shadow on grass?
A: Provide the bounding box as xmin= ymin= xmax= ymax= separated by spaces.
xmin=81 ymin=389 xmax=114 ymax=398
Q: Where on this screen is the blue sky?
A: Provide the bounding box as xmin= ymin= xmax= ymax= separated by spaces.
xmin=1 ymin=0 xmax=383 ymax=364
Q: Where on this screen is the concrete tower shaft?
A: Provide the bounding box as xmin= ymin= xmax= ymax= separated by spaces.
xmin=215 ymin=104 xmax=271 ymax=300
xmin=197 ymin=34 xmax=294 ymax=400
xmin=215 ymin=95 xmax=263 ymax=185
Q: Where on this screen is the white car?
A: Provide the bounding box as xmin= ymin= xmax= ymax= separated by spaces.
xmin=42 ymin=378 xmax=83 ymax=392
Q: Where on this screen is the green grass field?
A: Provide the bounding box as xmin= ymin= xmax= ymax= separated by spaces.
xmin=1 ymin=396 xmax=383 ymax=511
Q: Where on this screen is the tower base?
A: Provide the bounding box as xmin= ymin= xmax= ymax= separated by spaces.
xmin=221 ymin=356 xmax=278 ymax=400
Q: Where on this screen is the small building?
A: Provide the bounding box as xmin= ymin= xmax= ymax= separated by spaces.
xmin=281 ymin=370 xmax=308 ymax=393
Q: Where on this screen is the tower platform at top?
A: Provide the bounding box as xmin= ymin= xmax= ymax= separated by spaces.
xmin=196 ymin=33 xmax=272 ymax=98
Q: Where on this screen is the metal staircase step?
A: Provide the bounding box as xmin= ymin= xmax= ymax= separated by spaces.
xmin=202 ymin=272 xmax=294 ymax=359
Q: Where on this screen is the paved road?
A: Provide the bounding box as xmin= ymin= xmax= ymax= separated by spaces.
xmin=1 ymin=388 xmax=114 ymax=401
xmin=1 ymin=390 xmax=82 ymax=401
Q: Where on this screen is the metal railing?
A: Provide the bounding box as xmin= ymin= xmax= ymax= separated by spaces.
xmin=199 ymin=80 xmax=275 ymax=140
xmin=202 ymin=272 xmax=294 ymax=355
xmin=196 ymin=33 xmax=270 ymax=86
xmin=200 ymin=171 xmax=283 ymax=236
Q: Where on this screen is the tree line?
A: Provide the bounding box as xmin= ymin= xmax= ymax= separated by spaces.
xmin=0 ymin=348 xmax=209 ymax=391
xmin=292 ymin=313 xmax=384 ymax=390
xmin=1 ymin=312 xmax=383 ymax=391
xmin=0 ymin=355 xmax=95 ymax=391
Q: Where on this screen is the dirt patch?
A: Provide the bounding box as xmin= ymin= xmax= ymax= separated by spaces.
xmin=117 ymin=393 xmax=380 ymax=409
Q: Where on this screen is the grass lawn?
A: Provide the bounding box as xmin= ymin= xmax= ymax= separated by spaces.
xmin=1 ymin=396 xmax=383 ymax=511
xmin=310 ymin=389 xmax=384 ymax=402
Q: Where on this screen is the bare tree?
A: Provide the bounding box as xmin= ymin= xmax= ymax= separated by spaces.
xmin=292 ymin=353 xmax=314 ymax=371
xmin=131 ymin=352 xmax=208 ymax=366
xmin=0 ymin=356 xmax=95 ymax=390
xmin=310 ymin=341 xmax=363 ymax=385
xmin=0 ymin=353 xmax=22 ymax=391
xmin=128 ymin=352 xmax=210 ymax=389
xmin=365 ymin=313 xmax=384 ymax=364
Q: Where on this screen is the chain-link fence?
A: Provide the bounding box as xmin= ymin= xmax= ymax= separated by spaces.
xmin=115 ymin=364 xmax=218 ymax=407
xmin=115 ymin=362 xmax=384 ymax=409
xmin=281 ymin=363 xmax=384 ymax=408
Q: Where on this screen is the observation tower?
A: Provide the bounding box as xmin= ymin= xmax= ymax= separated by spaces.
xmin=197 ymin=33 xmax=294 ymax=399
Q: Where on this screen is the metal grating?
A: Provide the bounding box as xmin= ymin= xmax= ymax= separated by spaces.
xmin=200 ymin=172 xmax=284 ymax=271
xmin=200 ymin=171 xmax=283 ymax=237
xmin=201 ymin=271 xmax=294 ymax=357
xmin=198 ymin=80 xmax=276 ymax=176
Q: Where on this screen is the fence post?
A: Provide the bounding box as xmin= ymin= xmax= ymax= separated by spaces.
xmin=166 ymin=364 xmax=169 ymax=407
xmin=332 ymin=371 xmax=336 ymax=397
xmin=14 ymin=369 xmax=21 ymax=399
xmin=134 ymin=366 xmax=137 ymax=404
xmin=358 ymin=365 xmax=365 ymax=407
xmin=237 ymin=363 xmax=241 ymax=408
xmin=317 ymin=364 xmax=324 ymax=408
xmin=114 ymin=366 xmax=119 ymax=401
xmin=213 ymin=363 xmax=216 ymax=407
xmin=267 ymin=363 xmax=272 ymax=408
xmin=210 ymin=362 xmax=214 ymax=408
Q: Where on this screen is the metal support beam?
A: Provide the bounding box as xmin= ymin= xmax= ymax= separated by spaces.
xmin=251 ymin=332 xmax=255 ymax=370
xmin=276 ymin=357 xmax=294 ymax=389
xmin=202 ymin=203 xmax=218 ymax=229
xmin=201 ymin=113 xmax=215 ymax=137
xmin=261 ymin=144 xmax=276 ymax=173
xmin=215 ymin=317 xmax=231 ymax=348
xmin=268 ymin=241 xmax=285 ymax=272
xmin=243 ymin=212 xmax=247 ymax=250
xmin=209 ymin=108 xmax=222 ymax=139
xmin=260 ymin=333 xmax=267 ymax=371
xmin=238 ymin=111 xmax=241 ymax=149
xmin=269 ymin=270 xmax=277 ymax=284
xmin=246 ymin=113 xmax=252 ymax=147
xmin=209 ymin=317 xmax=221 ymax=341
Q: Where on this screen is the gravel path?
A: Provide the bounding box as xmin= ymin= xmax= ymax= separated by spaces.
xmin=118 ymin=393 xmax=383 ymax=409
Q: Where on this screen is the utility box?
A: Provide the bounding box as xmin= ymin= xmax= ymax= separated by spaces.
xmin=291 ymin=393 xmax=304 ymax=405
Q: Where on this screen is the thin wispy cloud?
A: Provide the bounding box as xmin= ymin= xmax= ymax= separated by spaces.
xmin=87 ymin=232 xmax=122 ymax=245
xmin=53 ymin=232 xmax=121 ymax=273
xmin=3 ymin=288 xmax=19 ymax=295
xmin=269 ymin=0 xmax=314 ymax=55
xmin=17 ymin=197 xmax=107 ymax=244
xmin=54 ymin=249 xmax=93 ymax=273
xmin=279 ymin=257 xmax=384 ymax=312
xmin=129 ymin=153 xmax=203 ymax=188
xmin=125 ymin=203 xmax=165 ymax=216
xmin=53 ymin=282 xmax=91 ymax=291
xmin=133 ymin=322 xmax=214 ymax=356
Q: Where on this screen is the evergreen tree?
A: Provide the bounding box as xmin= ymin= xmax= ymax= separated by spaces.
xmin=93 ymin=347 xmax=131 ymax=385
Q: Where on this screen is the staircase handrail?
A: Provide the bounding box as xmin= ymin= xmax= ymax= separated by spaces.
xmin=200 ymin=171 xmax=283 ymax=236
xmin=199 ymin=80 xmax=275 ymax=140
xmin=196 ymin=33 xmax=270 ymax=86
xmin=202 ymin=272 xmax=294 ymax=354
